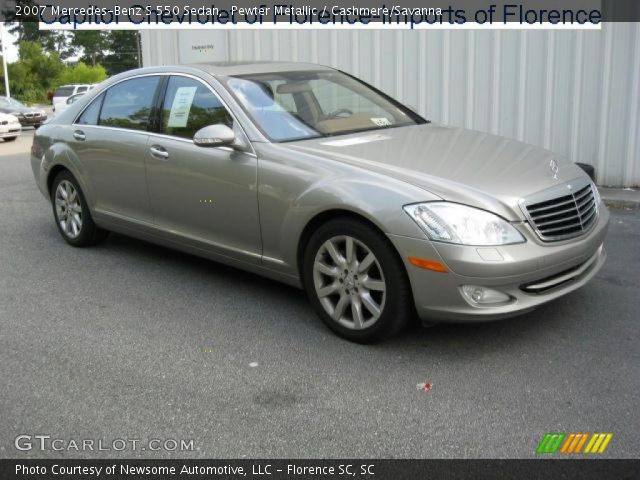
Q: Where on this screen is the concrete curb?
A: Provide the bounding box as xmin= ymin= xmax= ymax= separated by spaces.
xmin=599 ymin=188 xmax=640 ymax=209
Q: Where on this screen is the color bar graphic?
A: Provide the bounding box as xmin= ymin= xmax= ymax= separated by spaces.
xmin=584 ymin=433 xmax=613 ymax=454
xmin=559 ymin=433 xmax=589 ymax=454
xmin=536 ymin=433 xmax=566 ymax=454
xmin=538 ymin=432 xmax=613 ymax=454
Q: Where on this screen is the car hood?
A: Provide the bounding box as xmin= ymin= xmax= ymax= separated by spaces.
xmin=0 ymin=106 xmax=40 ymax=114
xmin=0 ymin=112 xmax=18 ymax=121
xmin=283 ymin=123 xmax=588 ymax=221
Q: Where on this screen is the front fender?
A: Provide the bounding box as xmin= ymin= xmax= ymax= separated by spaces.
xmin=277 ymin=176 xmax=437 ymax=272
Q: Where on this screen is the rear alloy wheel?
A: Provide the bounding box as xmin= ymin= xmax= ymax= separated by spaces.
xmin=51 ymin=171 xmax=108 ymax=247
xmin=303 ymin=218 xmax=412 ymax=342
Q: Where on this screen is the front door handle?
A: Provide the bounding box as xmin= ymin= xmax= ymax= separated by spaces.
xmin=73 ymin=130 xmax=86 ymax=141
xmin=149 ymin=145 xmax=169 ymax=160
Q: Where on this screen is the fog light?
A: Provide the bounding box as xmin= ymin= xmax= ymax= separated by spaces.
xmin=460 ymin=285 xmax=510 ymax=305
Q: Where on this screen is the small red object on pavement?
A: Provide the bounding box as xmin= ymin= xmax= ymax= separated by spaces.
xmin=417 ymin=382 xmax=433 ymax=392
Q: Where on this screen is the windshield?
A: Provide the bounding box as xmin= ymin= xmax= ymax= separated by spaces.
xmin=0 ymin=97 xmax=25 ymax=109
xmin=224 ymin=70 xmax=424 ymax=142
xmin=54 ymin=86 xmax=76 ymax=97
xmin=67 ymin=94 xmax=83 ymax=105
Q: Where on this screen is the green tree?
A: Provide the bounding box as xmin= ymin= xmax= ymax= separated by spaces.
xmin=8 ymin=22 xmax=42 ymax=43
xmin=70 ymin=31 xmax=108 ymax=66
xmin=55 ymin=62 xmax=108 ymax=86
xmin=102 ymin=31 xmax=141 ymax=75
xmin=1 ymin=41 xmax=108 ymax=103
xmin=6 ymin=61 xmax=40 ymax=102
xmin=4 ymin=2 xmax=69 ymax=56
xmin=18 ymin=41 xmax=64 ymax=89
xmin=4 ymin=41 xmax=63 ymax=102
xmin=5 ymin=26 xmax=140 ymax=75
xmin=7 ymin=24 xmax=74 ymax=60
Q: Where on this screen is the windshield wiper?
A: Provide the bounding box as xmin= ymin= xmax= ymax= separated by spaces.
xmin=278 ymin=134 xmax=326 ymax=143
xmin=321 ymin=123 xmax=414 ymax=138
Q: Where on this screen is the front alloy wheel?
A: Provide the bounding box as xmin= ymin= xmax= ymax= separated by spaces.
xmin=303 ymin=218 xmax=413 ymax=343
xmin=313 ymin=236 xmax=386 ymax=330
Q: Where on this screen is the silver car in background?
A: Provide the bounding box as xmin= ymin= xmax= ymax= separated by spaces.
xmin=31 ymin=63 xmax=609 ymax=342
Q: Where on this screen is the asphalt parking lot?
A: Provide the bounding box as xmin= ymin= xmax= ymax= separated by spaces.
xmin=1 ymin=130 xmax=638 ymax=459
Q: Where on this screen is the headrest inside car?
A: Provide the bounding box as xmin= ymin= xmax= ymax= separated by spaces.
xmin=276 ymin=82 xmax=313 ymax=95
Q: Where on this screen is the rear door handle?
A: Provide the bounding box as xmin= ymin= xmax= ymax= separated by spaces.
xmin=73 ymin=130 xmax=86 ymax=141
xmin=149 ymin=145 xmax=169 ymax=159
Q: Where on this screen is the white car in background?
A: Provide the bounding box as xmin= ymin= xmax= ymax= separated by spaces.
xmin=52 ymin=84 xmax=95 ymax=112
xmin=0 ymin=112 xmax=21 ymax=142
xmin=53 ymin=92 xmax=86 ymax=116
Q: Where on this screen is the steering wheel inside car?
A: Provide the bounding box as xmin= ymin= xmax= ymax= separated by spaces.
xmin=325 ymin=108 xmax=354 ymax=120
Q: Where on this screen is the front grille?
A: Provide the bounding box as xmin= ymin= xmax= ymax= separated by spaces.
xmin=0 ymin=121 xmax=7 ymax=125
xmin=521 ymin=178 xmax=598 ymax=241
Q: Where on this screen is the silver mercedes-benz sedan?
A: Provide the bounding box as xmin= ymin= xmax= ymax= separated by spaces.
xmin=31 ymin=62 xmax=609 ymax=342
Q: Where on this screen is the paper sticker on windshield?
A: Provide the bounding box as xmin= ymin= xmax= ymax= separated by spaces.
xmin=167 ymin=86 xmax=197 ymax=128
xmin=370 ymin=117 xmax=392 ymax=127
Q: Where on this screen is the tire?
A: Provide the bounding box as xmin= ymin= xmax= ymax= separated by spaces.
xmin=302 ymin=217 xmax=413 ymax=343
xmin=51 ymin=170 xmax=108 ymax=247
xmin=3 ymin=136 xmax=17 ymax=142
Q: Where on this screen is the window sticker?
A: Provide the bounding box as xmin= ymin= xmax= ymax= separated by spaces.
xmin=370 ymin=117 xmax=392 ymax=127
xmin=167 ymin=86 xmax=197 ymax=128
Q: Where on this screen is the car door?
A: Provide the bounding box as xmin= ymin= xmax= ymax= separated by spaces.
xmin=69 ymin=75 xmax=162 ymax=224
xmin=144 ymin=74 xmax=261 ymax=263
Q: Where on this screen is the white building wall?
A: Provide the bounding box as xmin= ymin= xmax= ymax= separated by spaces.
xmin=141 ymin=25 xmax=640 ymax=187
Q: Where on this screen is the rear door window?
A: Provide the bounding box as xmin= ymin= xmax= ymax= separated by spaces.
xmin=54 ymin=86 xmax=75 ymax=97
xmin=98 ymin=76 xmax=161 ymax=131
xmin=76 ymin=94 xmax=104 ymax=125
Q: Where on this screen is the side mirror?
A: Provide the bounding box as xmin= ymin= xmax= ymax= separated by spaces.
xmin=193 ymin=124 xmax=235 ymax=147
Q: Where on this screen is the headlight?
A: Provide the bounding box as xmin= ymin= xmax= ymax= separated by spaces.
xmin=38 ymin=110 xmax=46 ymax=116
xmin=403 ymin=202 xmax=525 ymax=246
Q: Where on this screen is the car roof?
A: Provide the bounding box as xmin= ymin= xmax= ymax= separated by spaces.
xmin=189 ymin=61 xmax=335 ymax=76
xmin=90 ymin=62 xmax=338 ymax=107
xmin=118 ymin=62 xmax=335 ymax=78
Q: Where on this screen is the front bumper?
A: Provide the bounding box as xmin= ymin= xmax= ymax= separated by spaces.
xmin=17 ymin=114 xmax=46 ymax=126
xmin=388 ymin=205 xmax=609 ymax=323
xmin=0 ymin=125 xmax=21 ymax=137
